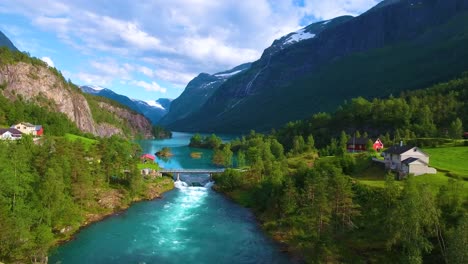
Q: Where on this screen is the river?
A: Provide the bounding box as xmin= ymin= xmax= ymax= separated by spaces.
xmin=49 ymin=132 xmax=291 ymax=264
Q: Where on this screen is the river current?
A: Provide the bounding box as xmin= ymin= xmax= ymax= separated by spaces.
xmin=49 ymin=132 xmax=291 ymax=264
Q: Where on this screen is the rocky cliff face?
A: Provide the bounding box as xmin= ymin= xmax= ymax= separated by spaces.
xmin=0 ymin=62 xmax=152 ymax=138
xmin=98 ymin=102 xmax=153 ymax=138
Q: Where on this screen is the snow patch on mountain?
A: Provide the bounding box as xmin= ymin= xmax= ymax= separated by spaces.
xmin=144 ymin=100 xmax=165 ymax=110
xmin=215 ymin=70 xmax=243 ymax=78
xmin=90 ymin=85 xmax=105 ymax=91
xmin=284 ymin=28 xmax=316 ymax=45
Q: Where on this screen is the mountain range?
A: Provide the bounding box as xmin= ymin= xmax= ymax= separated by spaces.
xmin=159 ymin=63 xmax=251 ymax=126
xmin=80 ymin=85 xmax=172 ymax=125
xmin=162 ymin=0 xmax=468 ymax=133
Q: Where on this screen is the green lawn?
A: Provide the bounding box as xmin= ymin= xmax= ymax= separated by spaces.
xmin=64 ymin=133 xmax=98 ymax=150
xmin=137 ymin=162 xmax=160 ymax=170
xmin=423 ymin=146 xmax=468 ymax=179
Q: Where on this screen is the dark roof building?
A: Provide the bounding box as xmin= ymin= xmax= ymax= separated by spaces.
xmin=347 ymin=137 xmax=370 ymax=152
xmin=0 ymin=128 xmax=23 ymax=139
xmin=383 ymin=145 xmax=414 ymax=155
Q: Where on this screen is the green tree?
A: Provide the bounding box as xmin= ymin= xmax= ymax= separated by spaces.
xmin=387 ymin=177 xmax=440 ymax=263
xmin=449 ymin=118 xmax=463 ymax=139
xmin=236 ymin=150 xmax=246 ymax=168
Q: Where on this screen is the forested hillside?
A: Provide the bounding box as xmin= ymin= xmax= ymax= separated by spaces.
xmin=169 ymin=0 xmax=468 ymax=133
xmin=275 ymin=73 xmax=468 ymax=152
xmin=204 ymin=73 xmax=468 ymax=263
xmin=0 ymin=135 xmax=174 ymax=263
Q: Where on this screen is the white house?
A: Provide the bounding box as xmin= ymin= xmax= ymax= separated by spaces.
xmin=0 ymin=128 xmax=22 ymax=140
xmin=12 ymin=122 xmax=36 ymax=135
xmin=383 ymin=145 xmax=437 ymax=177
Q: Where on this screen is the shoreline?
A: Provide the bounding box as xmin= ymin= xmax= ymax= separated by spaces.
xmin=211 ymin=185 xmax=303 ymax=263
xmin=53 ymin=178 xmax=175 ymax=246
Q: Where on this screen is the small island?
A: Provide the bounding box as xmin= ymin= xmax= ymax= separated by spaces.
xmin=152 ymin=125 xmax=172 ymax=139
xmin=190 ymin=152 xmax=202 ymax=159
xmin=155 ymin=147 xmax=173 ymax=157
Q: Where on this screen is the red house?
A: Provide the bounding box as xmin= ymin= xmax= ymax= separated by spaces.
xmin=373 ymin=138 xmax=384 ymax=152
xmin=140 ymin=154 xmax=156 ymax=163
xmin=347 ymin=138 xmax=369 ymax=152
xmin=35 ymin=125 xmax=43 ymax=136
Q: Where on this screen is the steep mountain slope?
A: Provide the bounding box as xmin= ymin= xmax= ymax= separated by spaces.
xmin=0 ymin=49 xmax=153 ymax=138
xmin=169 ymin=0 xmax=468 ymax=133
xmin=80 ymin=85 xmax=171 ymax=124
xmin=159 ymin=63 xmax=251 ymax=126
xmin=0 ymin=31 xmax=18 ymax=51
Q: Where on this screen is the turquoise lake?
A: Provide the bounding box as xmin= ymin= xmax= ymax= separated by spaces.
xmin=49 ymin=132 xmax=291 ymax=264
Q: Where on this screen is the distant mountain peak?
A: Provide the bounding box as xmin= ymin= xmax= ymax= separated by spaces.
xmin=143 ymin=100 xmax=165 ymax=110
xmin=0 ymin=31 xmax=18 ymax=51
xmin=79 ymin=85 xmax=171 ymax=124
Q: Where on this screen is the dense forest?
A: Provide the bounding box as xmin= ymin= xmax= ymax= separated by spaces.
xmin=209 ymin=75 xmax=468 ymax=263
xmin=0 ymin=135 xmax=157 ymax=263
xmin=275 ymin=73 xmax=468 ymax=152
xmin=213 ymin=132 xmax=467 ymax=263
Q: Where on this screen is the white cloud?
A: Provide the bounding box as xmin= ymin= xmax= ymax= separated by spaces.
xmin=40 ymin=56 xmax=54 ymax=67
xmin=302 ymin=0 xmax=381 ymax=20
xmin=75 ymin=72 xmax=112 ymax=86
xmin=138 ymin=66 xmax=154 ymax=78
xmin=0 ymin=0 xmax=382 ymax=99
xmin=132 ymin=80 xmax=167 ymax=93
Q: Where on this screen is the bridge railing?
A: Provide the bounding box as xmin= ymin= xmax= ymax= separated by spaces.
xmin=158 ymin=169 xmax=226 ymax=173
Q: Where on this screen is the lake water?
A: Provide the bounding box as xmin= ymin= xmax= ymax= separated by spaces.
xmin=49 ymin=132 xmax=291 ymax=264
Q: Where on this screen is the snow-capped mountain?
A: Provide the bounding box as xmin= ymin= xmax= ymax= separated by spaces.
xmin=80 ymin=85 xmax=171 ymax=124
xmin=159 ymin=63 xmax=251 ymax=126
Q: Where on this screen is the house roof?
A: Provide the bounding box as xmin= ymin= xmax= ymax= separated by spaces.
xmin=141 ymin=154 xmax=155 ymax=160
xmin=0 ymin=128 xmax=22 ymax=136
xmin=347 ymin=137 xmax=370 ymax=145
xmin=35 ymin=125 xmax=42 ymax=130
xmin=402 ymin=157 xmax=428 ymax=166
xmin=384 ymin=145 xmax=414 ymax=155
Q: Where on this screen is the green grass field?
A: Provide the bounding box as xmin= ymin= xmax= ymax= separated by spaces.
xmin=64 ymin=133 xmax=98 ymax=150
xmin=137 ymin=162 xmax=160 ymax=170
xmin=423 ymin=146 xmax=468 ymax=179
xmin=352 ymin=147 xmax=468 ymax=197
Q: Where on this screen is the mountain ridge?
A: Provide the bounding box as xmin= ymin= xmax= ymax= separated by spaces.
xmin=159 ymin=62 xmax=251 ymax=126
xmin=0 ymin=31 xmax=18 ymax=51
xmin=80 ymin=85 xmax=171 ymax=124
xmin=167 ymin=0 xmax=468 ymax=133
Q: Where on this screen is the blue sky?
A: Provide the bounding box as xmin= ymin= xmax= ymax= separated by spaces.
xmin=0 ymin=0 xmax=381 ymax=102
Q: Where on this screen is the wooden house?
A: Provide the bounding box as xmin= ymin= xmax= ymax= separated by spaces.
xmin=11 ymin=122 xmax=43 ymax=136
xmin=383 ymin=145 xmax=436 ymax=177
xmin=0 ymin=128 xmax=22 ymax=140
xmin=347 ymin=138 xmax=369 ymax=152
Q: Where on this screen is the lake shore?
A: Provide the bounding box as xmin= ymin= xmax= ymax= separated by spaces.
xmin=212 ymin=185 xmax=303 ymax=263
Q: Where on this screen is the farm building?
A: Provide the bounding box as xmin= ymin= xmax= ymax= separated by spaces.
xmin=383 ymin=145 xmax=437 ymax=177
xmin=11 ymin=122 xmax=43 ymax=136
xmin=347 ymin=138 xmax=369 ymax=152
xmin=0 ymin=128 xmax=22 ymax=140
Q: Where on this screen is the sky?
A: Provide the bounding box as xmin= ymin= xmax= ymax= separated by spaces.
xmin=0 ymin=0 xmax=382 ymax=102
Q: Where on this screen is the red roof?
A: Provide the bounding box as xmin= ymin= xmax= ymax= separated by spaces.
xmin=141 ymin=154 xmax=155 ymax=160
